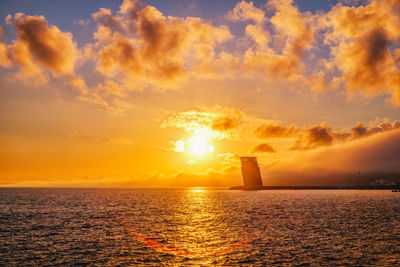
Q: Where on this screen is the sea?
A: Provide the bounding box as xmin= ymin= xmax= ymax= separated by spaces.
xmin=1 ymin=188 xmax=400 ymax=266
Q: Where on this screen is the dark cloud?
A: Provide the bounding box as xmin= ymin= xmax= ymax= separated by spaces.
xmin=254 ymin=123 xmax=299 ymax=138
xmin=12 ymin=14 xmax=78 ymax=76
xmin=290 ymin=124 xmax=333 ymax=150
xmin=352 ymin=121 xmax=400 ymax=139
xmin=351 ymin=122 xmax=369 ymax=139
xmin=290 ymin=120 xmax=400 ymax=150
xmin=251 ymin=143 xmax=276 ymax=153
xmin=211 ymin=116 xmax=239 ymax=131
xmin=365 ymin=30 xmax=389 ymax=67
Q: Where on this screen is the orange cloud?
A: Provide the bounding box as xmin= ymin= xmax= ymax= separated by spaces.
xmin=0 ymin=27 xmax=12 ymax=67
xmin=289 ymin=120 xmax=400 ymax=150
xmin=161 ymin=106 xmax=277 ymax=142
xmin=290 ymin=123 xmax=334 ymax=150
xmin=323 ymin=0 xmax=400 ymax=104
xmin=162 ymin=107 xmax=400 ymax=150
xmin=254 ymin=123 xmax=299 ymax=138
xmin=0 ymin=13 xmax=142 ymax=109
xmin=92 ymin=0 xmax=232 ymax=88
xmin=226 ymin=0 xmax=265 ymax=24
xmin=268 ymin=0 xmax=314 ymax=59
xmin=8 ymin=13 xmax=79 ymax=81
xmin=351 ymin=120 xmax=400 ymax=138
xmin=0 ymin=0 xmax=399 ymax=109
xmin=211 ymin=116 xmax=241 ymax=131
xmin=241 ymin=0 xmax=315 ymax=84
xmin=251 ymin=143 xmax=276 ymax=153
xmin=0 ymin=13 xmax=94 ymax=97
xmin=226 ymin=0 xmax=270 ymax=49
xmin=92 ymin=8 xmax=125 ymax=34
xmin=161 ymin=107 xmax=245 ymax=140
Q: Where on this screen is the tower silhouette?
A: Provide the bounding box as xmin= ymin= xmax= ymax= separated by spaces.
xmin=240 ymin=157 xmax=263 ymax=189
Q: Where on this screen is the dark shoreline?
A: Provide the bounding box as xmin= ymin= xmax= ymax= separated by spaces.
xmin=230 ymin=185 xmax=400 ymax=190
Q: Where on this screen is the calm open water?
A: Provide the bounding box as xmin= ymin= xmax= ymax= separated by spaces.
xmin=1 ymin=188 xmax=400 ymax=266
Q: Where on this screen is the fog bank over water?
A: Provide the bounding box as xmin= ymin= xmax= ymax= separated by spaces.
xmin=264 ymin=128 xmax=400 ymax=186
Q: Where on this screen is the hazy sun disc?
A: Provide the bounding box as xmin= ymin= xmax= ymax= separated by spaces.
xmin=189 ymin=136 xmax=208 ymax=155
xmin=174 ymin=134 xmax=214 ymax=156
xmin=174 ymin=136 xmax=214 ymax=156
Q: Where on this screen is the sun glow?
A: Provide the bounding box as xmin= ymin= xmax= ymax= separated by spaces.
xmin=189 ymin=136 xmax=207 ymax=155
xmin=174 ymin=133 xmax=214 ymax=157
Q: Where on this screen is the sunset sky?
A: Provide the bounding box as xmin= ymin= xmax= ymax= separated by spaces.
xmin=0 ymin=0 xmax=399 ymax=187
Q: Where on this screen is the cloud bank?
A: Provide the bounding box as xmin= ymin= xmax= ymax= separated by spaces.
xmin=265 ymin=128 xmax=400 ymax=185
xmin=162 ymin=106 xmax=400 ymax=153
xmin=0 ymin=0 xmax=399 ymax=108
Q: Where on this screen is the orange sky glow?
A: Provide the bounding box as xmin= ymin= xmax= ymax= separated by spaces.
xmin=0 ymin=0 xmax=399 ymax=187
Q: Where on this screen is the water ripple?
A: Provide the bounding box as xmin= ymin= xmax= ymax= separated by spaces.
xmin=1 ymin=188 xmax=400 ymax=265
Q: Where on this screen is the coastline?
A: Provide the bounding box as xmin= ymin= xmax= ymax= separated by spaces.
xmin=230 ymin=185 xmax=400 ymax=190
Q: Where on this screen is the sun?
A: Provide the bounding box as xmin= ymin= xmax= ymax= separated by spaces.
xmin=189 ymin=136 xmax=210 ymax=155
xmin=188 ymin=135 xmax=215 ymax=156
xmin=174 ymin=134 xmax=214 ymax=157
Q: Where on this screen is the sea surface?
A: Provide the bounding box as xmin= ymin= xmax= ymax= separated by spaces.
xmin=1 ymin=188 xmax=400 ymax=266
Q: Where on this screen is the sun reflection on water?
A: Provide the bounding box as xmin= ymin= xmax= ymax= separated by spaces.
xmin=189 ymin=187 xmax=207 ymax=192
xmin=122 ymin=189 xmax=249 ymax=260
